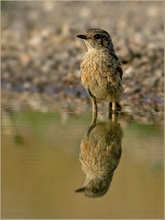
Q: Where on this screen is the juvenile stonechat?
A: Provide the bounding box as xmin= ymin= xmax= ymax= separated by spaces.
xmin=77 ymin=28 xmax=123 ymax=124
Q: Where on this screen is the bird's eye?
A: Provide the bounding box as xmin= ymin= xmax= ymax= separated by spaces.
xmin=92 ymin=188 xmax=100 ymax=193
xmin=94 ymin=34 xmax=101 ymax=39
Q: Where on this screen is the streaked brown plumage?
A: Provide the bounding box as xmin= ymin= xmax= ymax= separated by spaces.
xmin=75 ymin=113 xmax=123 ymax=198
xmin=77 ymin=28 xmax=123 ymax=124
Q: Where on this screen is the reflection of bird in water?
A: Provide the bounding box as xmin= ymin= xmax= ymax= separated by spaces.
xmin=75 ymin=113 xmax=123 ymax=198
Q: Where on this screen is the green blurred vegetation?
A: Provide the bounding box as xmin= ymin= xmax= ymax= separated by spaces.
xmin=126 ymin=122 xmax=163 ymax=139
xmin=1 ymin=1 xmax=22 ymax=10
xmin=3 ymin=110 xmax=163 ymax=140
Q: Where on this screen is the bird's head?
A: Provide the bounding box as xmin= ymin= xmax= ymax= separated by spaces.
xmin=77 ymin=28 xmax=114 ymax=51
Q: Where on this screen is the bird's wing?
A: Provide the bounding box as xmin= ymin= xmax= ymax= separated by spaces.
xmin=109 ymin=52 xmax=123 ymax=80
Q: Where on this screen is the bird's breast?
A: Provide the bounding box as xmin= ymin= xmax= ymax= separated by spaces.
xmin=81 ymin=50 xmax=113 ymax=74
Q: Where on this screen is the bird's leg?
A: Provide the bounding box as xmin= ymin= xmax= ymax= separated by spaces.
xmin=109 ymin=102 xmax=112 ymax=110
xmin=108 ymin=102 xmax=112 ymax=118
xmin=112 ymin=111 xmax=119 ymax=122
xmin=87 ymin=96 xmax=97 ymax=135
xmin=109 ymin=102 xmax=117 ymax=120
xmin=91 ymin=96 xmax=97 ymax=126
xmin=116 ymin=102 xmax=122 ymax=111
xmin=88 ymin=90 xmax=98 ymax=126
xmin=109 ymin=101 xmax=122 ymax=116
xmin=112 ymin=102 xmax=116 ymax=111
xmin=108 ymin=110 xmax=119 ymax=123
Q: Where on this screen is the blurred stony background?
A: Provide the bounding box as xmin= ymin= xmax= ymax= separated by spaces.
xmin=1 ymin=1 xmax=164 ymax=123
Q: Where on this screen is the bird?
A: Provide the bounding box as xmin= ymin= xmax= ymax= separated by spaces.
xmin=75 ymin=112 xmax=123 ymax=198
xmin=77 ymin=28 xmax=123 ymax=125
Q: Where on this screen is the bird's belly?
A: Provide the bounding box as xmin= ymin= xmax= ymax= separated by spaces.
xmin=89 ymin=80 xmax=108 ymax=100
xmin=81 ymin=73 xmax=107 ymax=99
xmin=81 ymin=73 xmax=122 ymax=101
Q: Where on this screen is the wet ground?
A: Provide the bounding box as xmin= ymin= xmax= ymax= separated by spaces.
xmin=1 ymin=109 xmax=164 ymax=219
xmin=1 ymin=1 xmax=164 ymax=114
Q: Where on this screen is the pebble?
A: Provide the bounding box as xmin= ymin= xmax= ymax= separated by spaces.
xmin=1 ymin=1 xmax=164 ymax=117
xmin=124 ymin=66 xmax=134 ymax=78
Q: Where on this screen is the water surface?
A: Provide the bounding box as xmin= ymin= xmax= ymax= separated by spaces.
xmin=1 ymin=110 xmax=164 ymax=218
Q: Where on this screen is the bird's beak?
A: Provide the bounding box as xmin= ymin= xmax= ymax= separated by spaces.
xmin=75 ymin=187 xmax=85 ymax=192
xmin=77 ymin=34 xmax=87 ymax=40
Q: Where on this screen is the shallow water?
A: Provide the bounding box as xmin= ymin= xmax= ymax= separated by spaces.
xmin=1 ymin=110 xmax=164 ymax=219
